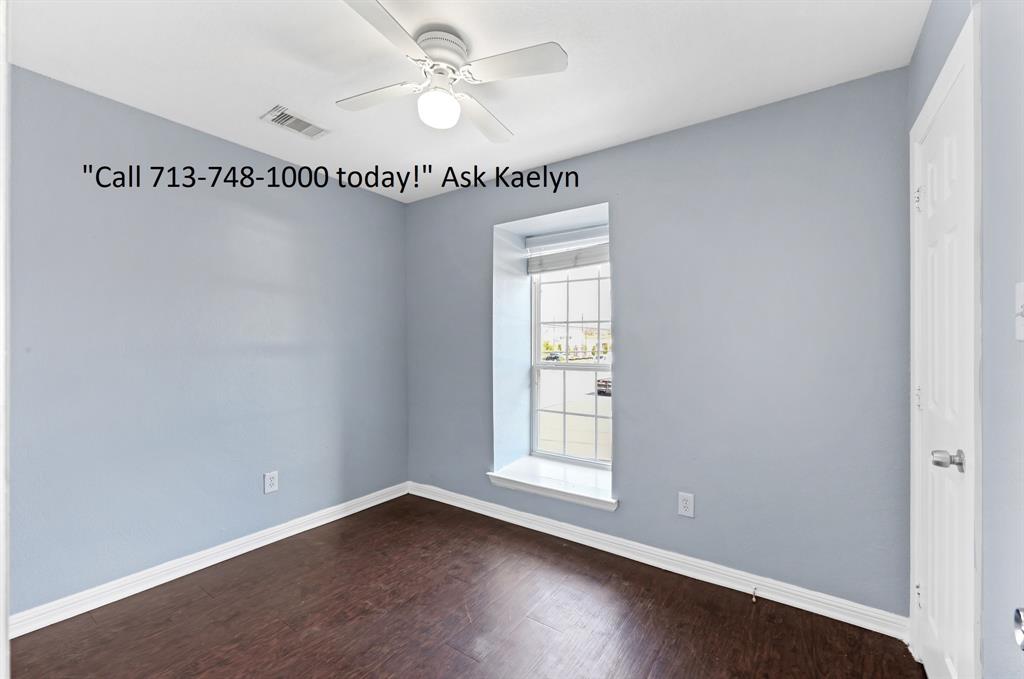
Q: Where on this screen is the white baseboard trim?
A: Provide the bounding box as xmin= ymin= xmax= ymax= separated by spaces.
xmin=10 ymin=482 xmax=410 ymax=638
xmin=407 ymin=482 xmax=910 ymax=642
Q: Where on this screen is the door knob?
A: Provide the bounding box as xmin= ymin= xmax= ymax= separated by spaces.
xmin=931 ymin=449 xmax=966 ymax=473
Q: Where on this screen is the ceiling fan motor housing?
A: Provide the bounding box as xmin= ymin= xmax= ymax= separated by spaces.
xmin=416 ymin=30 xmax=469 ymax=67
xmin=338 ymin=0 xmax=568 ymax=143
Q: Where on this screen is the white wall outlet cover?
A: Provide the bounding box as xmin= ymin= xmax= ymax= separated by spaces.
xmin=1016 ymin=282 xmax=1024 ymax=341
xmin=263 ymin=471 xmax=279 ymax=494
xmin=677 ymin=491 xmax=694 ymax=518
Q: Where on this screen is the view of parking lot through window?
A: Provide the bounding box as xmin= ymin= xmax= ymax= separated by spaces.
xmin=533 ymin=262 xmax=612 ymax=463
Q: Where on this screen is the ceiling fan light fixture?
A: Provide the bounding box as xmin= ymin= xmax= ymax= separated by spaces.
xmin=417 ymin=88 xmax=461 ymax=130
xmin=340 ymin=0 xmax=568 ymax=142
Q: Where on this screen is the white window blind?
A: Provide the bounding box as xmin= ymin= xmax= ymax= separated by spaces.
xmin=526 ymin=226 xmax=609 ymax=275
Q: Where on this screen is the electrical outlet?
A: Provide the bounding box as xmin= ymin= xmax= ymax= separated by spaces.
xmin=263 ymin=471 xmax=279 ymax=494
xmin=1016 ymin=282 xmax=1024 ymax=341
xmin=677 ymin=491 xmax=694 ymax=518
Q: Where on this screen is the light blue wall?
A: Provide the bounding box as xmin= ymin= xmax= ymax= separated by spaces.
xmin=10 ymin=67 xmax=409 ymax=613
xmin=907 ymin=0 xmax=972 ymax=125
xmin=405 ymin=69 xmax=911 ymax=614
xmin=979 ymin=2 xmax=1024 ymax=676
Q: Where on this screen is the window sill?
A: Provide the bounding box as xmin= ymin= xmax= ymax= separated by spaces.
xmin=486 ymin=456 xmax=618 ymax=511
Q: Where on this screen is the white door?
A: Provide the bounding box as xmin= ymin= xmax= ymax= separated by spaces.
xmin=910 ymin=10 xmax=980 ymax=679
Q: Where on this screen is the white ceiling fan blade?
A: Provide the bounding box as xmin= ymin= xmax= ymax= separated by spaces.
xmin=344 ymin=0 xmax=427 ymax=60
xmin=461 ymin=42 xmax=568 ymax=83
xmin=336 ymin=82 xmax=420 ymax=111
xmin=456 ymin=93 xmax=513 ymax=143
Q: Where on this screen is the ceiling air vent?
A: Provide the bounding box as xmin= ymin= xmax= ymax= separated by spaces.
xmin=260 ymin=105 xmax=329 ymax=139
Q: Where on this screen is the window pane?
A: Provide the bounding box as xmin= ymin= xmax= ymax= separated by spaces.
xmin=599 ymin=323 xmax=613 ymax=363
xmin=567 ymin=279 xmax=598 ymax=321
xmin=566 ymin=415 xmax=596 ymax=459
xmin=567 ymin=322 xmax=600 ymax=362
xmin=565 ymin=370 xmax=595 ymax=415
xmin=539 ymin=282 xmax=567 ymax=323
xmin=540 ymin=324 xmax=567 ymax=362
xmin=597 ymin=376 xmax=612 ymax=417
xmin=568 ymin=264 xmax=601 ymax=280
xmin=566 ymin=323 xmax=583 ymax=361
xmin=537 ymin=411 xmax=564 ymax=453
xmin=534 ymin=263 xmax=612 ymax=465
xmin=600 ymin=279 xmax=611 ymax=321
xmin=537 ymin=369 xmax=563 ymax=412
xmin=597 ymin=418 xmax=612 ymax=462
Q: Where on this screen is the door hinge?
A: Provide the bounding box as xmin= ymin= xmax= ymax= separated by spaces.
xmin=915 ymin=583 xmax=922 ymax=609
xmin=914 ymin=385 xmax=922 ymax=411
xmin=913 ymin=186 xmax=924 ymax=213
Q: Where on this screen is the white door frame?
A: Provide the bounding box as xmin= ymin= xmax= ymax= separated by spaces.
xmin=908 ymin=8 xmax=982 ymax=678
xmin=0 ymin=0 xmax=10 ymax=676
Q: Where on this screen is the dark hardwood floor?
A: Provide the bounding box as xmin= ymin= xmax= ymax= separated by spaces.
xmin=12 ymin=495 xmax=923 ymax=678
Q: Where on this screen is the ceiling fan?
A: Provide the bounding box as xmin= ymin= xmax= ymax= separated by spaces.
xmin=337 ymin=0 xmax=568 ymax=143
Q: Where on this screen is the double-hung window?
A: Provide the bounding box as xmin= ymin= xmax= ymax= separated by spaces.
xmin=489 ymin=208 xmax=616 ymax=510
xmin=531 ymin=251 xmax=612 ymax=465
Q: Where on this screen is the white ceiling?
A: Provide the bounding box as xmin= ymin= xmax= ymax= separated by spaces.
xmin=10 ymin=0 xmax=929 ymax=203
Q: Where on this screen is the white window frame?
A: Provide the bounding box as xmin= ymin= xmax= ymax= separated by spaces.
xmin=530 ymin=266 xmax=612 ymax=469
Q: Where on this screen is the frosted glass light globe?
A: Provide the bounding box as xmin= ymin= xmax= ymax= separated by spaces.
xmin=417 ymin=88 xmax=461 ymax=130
